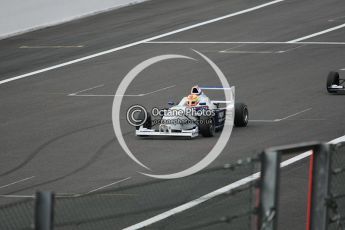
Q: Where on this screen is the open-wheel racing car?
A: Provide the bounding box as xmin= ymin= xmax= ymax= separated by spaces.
xmin=327 ymin=71 xmax=345 ymax=94
xmin=135 ymin=86 xmax=248 ymax=138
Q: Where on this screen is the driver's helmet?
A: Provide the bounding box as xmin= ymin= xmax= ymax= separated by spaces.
xmin=187 ymin=94 xmax=200 ymax=107
xmin=191 ymin=85 xmax=202 ymax=95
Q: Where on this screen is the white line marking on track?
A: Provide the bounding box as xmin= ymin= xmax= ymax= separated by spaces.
xmin=0 ymin=193 xmax=136 ymax=198
xmin=277 ymin=44 xmax=306 ymax=53
xmin=275 ymin=108 xmax=312 ymax=121
xmin=69 ymin=94 xmax=115 ymax=97
xmin=0 ymin=0 xmax=285 ymax=86
xmin=219 ymin=44 xmax=246 ymax=53
xmin=122 ymin=85 xmax=176 ymax=97
xmin=0 ymin=176 xmax=35 ymax=190
xmin=123 ymin=134 xmax=345 ymax=230
xmin=0 ymin=177 xmax=131 ymax=198
xmin=85 ymin=177 xmax=131 ymax=195
xmin=146 ymin=41 xmax=345 ymax=45
xmin=0 ymin=195 xmax=35 ymax=198
xmin=287 ymin=23 xmax=345 ymax=43
xmin=220 ymin=50 xmax=280 ymax=54
xmin=250 ymin=108 xmax=312 ymax=122
xmin=328 ymin=16 xmax=345 ymax=22
xmin=68 ymin=85 xmax=176 ymax=97
xmin=124 ymin=174 xmax=261 ymax=230
xmin=68 ymin=84 xmax=104 ymax=96
xmin=19 ymin=45 xmax=84 ymax=49
xmin=217 ymin=43 xmax=321 ymax=54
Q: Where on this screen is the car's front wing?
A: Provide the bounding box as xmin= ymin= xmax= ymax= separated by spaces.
xmin=136 ymin=126 xmax=199 ymax=138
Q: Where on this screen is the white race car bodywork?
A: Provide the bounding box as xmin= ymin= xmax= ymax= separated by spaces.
xmin=136 ymin=86 xmax=235 ymax=138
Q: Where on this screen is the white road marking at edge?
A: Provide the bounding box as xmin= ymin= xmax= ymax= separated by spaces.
xmin=68 ymin=94 xmax=115 ymax=97
xmin=19 ymin=45 xmax=84 ymax=49
xmin=146 ymin=41 xmax=345 ymax=45
xmin=0 ymin=177 xmax=131 ymax=198
xmin=68 ymin=84 xmax=104 ymax=96
xmin=277 ymin=44 xmax=306 ymax=53
xmin=85 ymin=177 xmax=131 ymax=194
xmin=0 ymin=0 xmax=285 ymax=86
xmin=328 ymin=15 xmax=345 ymax=22
xmin=250 ymin=108 xmax=312 ymax=122
xmin=287 ymin=23 xmax=345 ymax=43
xmin=219 ymin=44 xmax=305 ymax=54
xmin=123 ymin=134 xmax=345 ymax=230
xmin=68 ymin=85 xmax=175 ymax=97
xmin=0 ymin=176 xmax=35 ymax=190
xmin=220 ymin=50 xmax=280 ymax=54
xmin=0 ymin=195 xmax=35 ymax=198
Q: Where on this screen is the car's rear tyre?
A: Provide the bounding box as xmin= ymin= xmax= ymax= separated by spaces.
xmin=234 ymin=103 xmax=248 ymax=127
xmin=215 ymin=126 xmax=223 ymax=132
xmin=327 ymin=71 xmax=340 ymax=93
xmin=199 ymin=116 xmax=215 ymax=137
xmin=135 ymin=111 xmax=152 ymax=130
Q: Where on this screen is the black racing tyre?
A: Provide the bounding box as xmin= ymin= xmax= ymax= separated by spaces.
xmin=135 ymin=111 xmax=152 ymax=130
xmin=327 ymin=71 xmax=340 ymax=93
xmin=199 ymin=116 xmax=215 ymax=137
xmin=215 ymin=126 xmax=223 ymax=132
xmin=234 ymin=103 xmax=248 ymax=127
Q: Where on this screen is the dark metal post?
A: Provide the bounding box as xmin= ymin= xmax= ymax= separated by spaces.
xmin=35 ymin=191 xmax=54 ymax=230
xmin=257 ymin=142 xmax=324 ymax=230
xmin=258 ymin=150 xmax=281 ymax=230
xmin=307 ymin=144 xmax=331 ymax=230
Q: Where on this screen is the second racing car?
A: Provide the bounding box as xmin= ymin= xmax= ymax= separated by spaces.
xmin=327 ymin=71 xmax=345 ymax=94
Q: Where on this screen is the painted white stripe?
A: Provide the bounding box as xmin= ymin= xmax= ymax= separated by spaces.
xmin=146 ymin=41 xmax=345 ymax=45
xmin=123 ymin=135 xmax=345 ymax=230
xmin=287 ymin=23 xmax=345 ymax=43
xmin=123 ymin=173 xmax=260 ymax=230
xmin=0 ymin=192 xmax=136 ymax=198
xmin=220 ymin=50 xmax=279 ymax=54
xmin=328 ymin=15 xmax=345 ymax=22
xmin=0 ymin=176 xmax=35 ymax=189
xmin=0 ymin=195 xmax=35 ymax=198
xmin=135 ymin=85 xmax=176 ymax=96
xmin=249 ymin=120 xmax=277 ymax=123
xmin=277 ymin=44 xmax=306 ymax=53
xmin=329 ymin=135 xmax=345 ymax=144
xmin=68 ymin=85 xmax=175 ymax=97
xmin=0 ymin=0 xmax=285 ymax=86
xmin=68 ymin=94 xmax=115 ymax=97
xmin=19 ymin=45 xmax=84 ymax=49
xmin=68 ymin=84 xmax=104 ymax=96
xmin=275 ymin=108 xmax=312 ymax=122
xmin=250 ymin=108 xmax=312 ymax=122
xmin=86 ymin=177 xmax=131 ymax=194
xmin=0 ymin=177 xmax=131 ymax=198
xmin=219 ymin=44 xmax=304 ymax=54
xmin=201 ymin=87 xmax=233 ymax=90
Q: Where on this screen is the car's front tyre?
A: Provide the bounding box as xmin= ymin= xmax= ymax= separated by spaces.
xmin=199 ymin=115 xmax=215 ymax=137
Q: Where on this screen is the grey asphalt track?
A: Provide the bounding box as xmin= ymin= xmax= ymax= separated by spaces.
xmin=0 ymin=0 xmax=345 ymax=229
